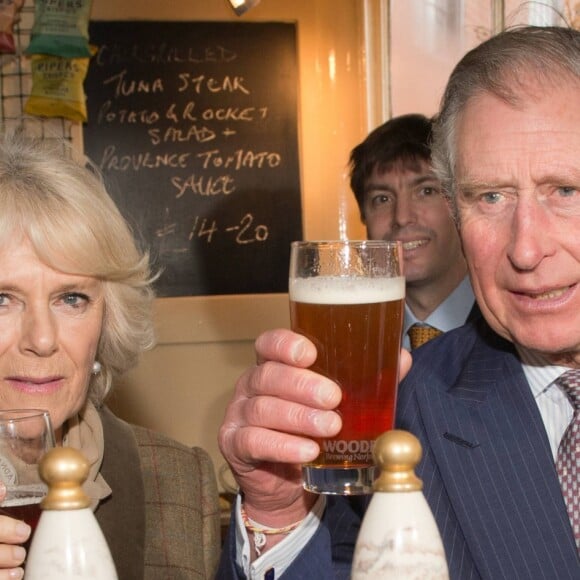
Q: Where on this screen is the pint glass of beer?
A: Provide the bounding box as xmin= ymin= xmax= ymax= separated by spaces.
xmin=289 ymin=240 xmax=404 ymax=495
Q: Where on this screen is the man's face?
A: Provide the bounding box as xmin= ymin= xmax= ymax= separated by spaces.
xmin=455 ymin=82 xmax=580 ymax=364
xmin=362 ymin=159 xmax=465 ymax=288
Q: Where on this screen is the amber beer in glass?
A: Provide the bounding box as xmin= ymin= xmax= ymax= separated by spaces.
xmin=289 ymin=241 xmax=404 ymax=494
xmin=0 ymin=410 xmax=55 ymax=553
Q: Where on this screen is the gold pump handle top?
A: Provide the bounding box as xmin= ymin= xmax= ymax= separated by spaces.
xmin=372 ymin=429 xmax=423 ymax=493
xmin=39 ymin=447 xmax=91 ymax=510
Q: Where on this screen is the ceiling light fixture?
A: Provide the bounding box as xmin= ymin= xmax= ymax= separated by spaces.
xmin=227 ymin=0 xmax=261 ymax=17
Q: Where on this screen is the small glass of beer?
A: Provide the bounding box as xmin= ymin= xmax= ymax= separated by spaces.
xmin=289 ymin=240 xmax=404 ymax=495
xmin=0 ymin=410 xmax=56 ymax=552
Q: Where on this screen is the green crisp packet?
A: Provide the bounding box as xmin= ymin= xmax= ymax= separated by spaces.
xmin=25 ymin=0 xmax=93 ymax=58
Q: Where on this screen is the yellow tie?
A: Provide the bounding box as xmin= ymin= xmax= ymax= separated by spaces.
xmin=408 ymin=324 xmax=443 ymax=349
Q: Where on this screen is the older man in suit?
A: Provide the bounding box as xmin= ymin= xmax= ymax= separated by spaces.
xmin=217 ymin=25 xmax=580 ymax=579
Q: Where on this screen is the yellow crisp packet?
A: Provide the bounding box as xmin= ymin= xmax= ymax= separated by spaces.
xmin=24 ymin=53 xmax=90 ymax=122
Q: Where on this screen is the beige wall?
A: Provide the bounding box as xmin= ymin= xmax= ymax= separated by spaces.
xmin=92 ymin=0 xmax=368 ymax=490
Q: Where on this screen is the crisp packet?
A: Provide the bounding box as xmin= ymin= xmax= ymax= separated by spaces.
xmin=0 ymin=0 xmax=24 ymax=54
xmin=24 ymin=53 xmax=90 ymax=122
xmin=25 ymin=0 xmax=93 ymax=58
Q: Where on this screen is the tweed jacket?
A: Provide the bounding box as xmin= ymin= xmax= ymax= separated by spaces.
xmin=95 ymin=406 xmax=220 ymax=579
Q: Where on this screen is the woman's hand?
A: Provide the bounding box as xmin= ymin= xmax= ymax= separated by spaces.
xmin=0 ymin=485 xmax=31 ymax=579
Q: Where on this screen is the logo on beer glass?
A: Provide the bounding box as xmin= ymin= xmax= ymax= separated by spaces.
xmin=322 ymin=439 xmax=375 ymax=463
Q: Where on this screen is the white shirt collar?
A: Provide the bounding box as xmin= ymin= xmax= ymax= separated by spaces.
xmin=516 ymin=344 xmax=572 ymax=399
xmin=403 ymin=275 xmax=475 ymax=337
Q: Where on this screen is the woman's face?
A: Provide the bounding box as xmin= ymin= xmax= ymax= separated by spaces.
xmin=0 ymin=236 xmax=105 ymax=440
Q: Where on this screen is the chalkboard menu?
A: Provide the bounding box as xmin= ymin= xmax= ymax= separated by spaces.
xmin=84 ymin=21 xmax=302 ymax=297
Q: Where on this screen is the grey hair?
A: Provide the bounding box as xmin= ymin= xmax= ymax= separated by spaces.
xmin=0 ymin=133 xmax=156 ymax=405
xmin=432 ymin=25 xmax=580 ymax=216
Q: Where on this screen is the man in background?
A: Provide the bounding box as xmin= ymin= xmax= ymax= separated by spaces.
xmin=349 ymin=114 xmax=477 ymax=349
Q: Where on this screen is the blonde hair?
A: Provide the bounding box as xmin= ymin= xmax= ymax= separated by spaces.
xmin=0 ymin=133 xmax=156 ymax=405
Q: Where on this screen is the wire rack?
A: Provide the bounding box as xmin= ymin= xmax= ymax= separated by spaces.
xmin=0 ymin=0 xmax=76 ymax=144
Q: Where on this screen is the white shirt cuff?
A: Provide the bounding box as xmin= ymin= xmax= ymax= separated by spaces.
xmin=235 ymin=493 xmax=326 ymax=578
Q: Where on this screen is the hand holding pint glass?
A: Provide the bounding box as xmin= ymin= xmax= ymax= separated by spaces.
xmin=0 ymin=410 xmax=56 ymax=554
xmin=289 ymin=241 xmax=404 ymax=494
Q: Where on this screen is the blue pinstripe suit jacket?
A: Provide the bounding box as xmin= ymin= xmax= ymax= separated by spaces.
xmin=218 ymin=318 xmax=580 ymax=578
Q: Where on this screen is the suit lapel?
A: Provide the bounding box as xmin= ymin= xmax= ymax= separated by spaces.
xmin=416 ymin=330 xmax=579 ymax=577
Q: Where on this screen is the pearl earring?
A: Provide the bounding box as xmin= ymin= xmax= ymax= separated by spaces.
xmin=92 ymin=361 xmax=102 ymax=375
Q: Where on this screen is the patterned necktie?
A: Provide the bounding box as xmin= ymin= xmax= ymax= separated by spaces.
xmin=556 ymin=369 xmax=580 ymax=552
xmin=408 ymin=324 xmax=443 ymax=350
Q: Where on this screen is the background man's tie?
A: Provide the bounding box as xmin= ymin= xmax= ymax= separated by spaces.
xmin=408 ymin=324 xmax=443 ymax=350
xmin=556 ymin=369 xmax=580 ymax=552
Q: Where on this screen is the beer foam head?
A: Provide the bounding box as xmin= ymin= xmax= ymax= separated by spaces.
xmin=289 ymin=275 xmax=405 ymax=304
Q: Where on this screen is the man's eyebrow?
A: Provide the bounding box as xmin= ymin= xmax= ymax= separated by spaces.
xmin=364 ymin=172 xmax=439 ymax=193
xmin=537 ymin=170 xmax=580 ymax=184
xmin=411 ymin=174 xmax=439 ymax=186
xmin=364 ymin=182 xmax=395 ymax=194
xmin=456 ymin=179 xmax=510 ymax=195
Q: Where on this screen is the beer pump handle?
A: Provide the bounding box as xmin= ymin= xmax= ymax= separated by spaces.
xmin=25 ymin=447 xmax=118 ymax=579
xmin=351 ymin=430 xmax=449 ymax=579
